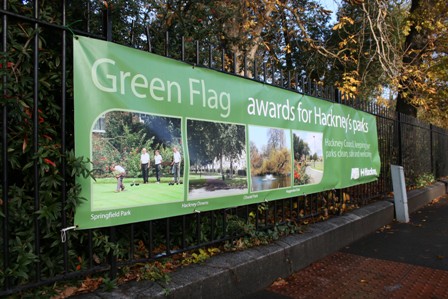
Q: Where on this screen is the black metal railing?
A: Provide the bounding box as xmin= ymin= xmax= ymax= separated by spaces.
xmin=1 ymin=2 xmax=448 ymax=296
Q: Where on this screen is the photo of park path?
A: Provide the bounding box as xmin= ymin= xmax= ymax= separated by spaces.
xmin=305 ymin=166 xmax=324 ymax=184
xmin=187 ymin=119 xmax=248 ymax=200
xmin=292 ymin=130 xmax=324 ymax=186
xmin=188 ymin=174 xmax=248 ymax=200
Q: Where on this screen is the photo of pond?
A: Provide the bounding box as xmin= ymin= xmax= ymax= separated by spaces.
xmin=251 ymin=174 xmax=291 ymax=191
xmin=249 ymin=125 xmax=292 ymax=192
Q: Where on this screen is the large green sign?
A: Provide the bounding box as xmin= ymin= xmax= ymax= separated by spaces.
xmin=74 ymin=36 xmax=380 ymax=229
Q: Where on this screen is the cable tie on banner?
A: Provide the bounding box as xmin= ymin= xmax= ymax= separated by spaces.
xmin=64 ymin=20 xmax=82 ymax=38
xmin=61 ymin=226 xmax=77 ymax=243
xmin=194 ymin=209 xmax=201 ymax=214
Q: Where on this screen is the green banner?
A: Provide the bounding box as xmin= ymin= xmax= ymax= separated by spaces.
xmin=74 ymin=36 xmax=380 ymax=229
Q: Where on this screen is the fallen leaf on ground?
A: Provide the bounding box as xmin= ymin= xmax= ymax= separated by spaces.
xmin=271 ymin=277 xmax=288 ymax=287
xmin=51 ymin=286 xmax=78 ymax=299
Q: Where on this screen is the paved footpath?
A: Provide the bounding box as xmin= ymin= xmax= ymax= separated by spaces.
xmin=245 ymin=195 xmax=448 ymax=299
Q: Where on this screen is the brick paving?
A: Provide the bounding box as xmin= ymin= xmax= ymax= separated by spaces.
xmin=254 ymin=195 xmax=448 ymax=299
xmin=267 ymin=252 xmax=448 ymax=299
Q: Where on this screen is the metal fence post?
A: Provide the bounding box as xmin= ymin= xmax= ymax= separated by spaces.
xmin=397 ymin=113 xmax=403 ymax=166
xmin=102 ymin=3 xmax=112 ymax=41
xmin=101 ymin=3 xmax=117 ymax=280
xmin=2 ymin=0 xmax=10 ymax=291
xmin=33 ymin=0 xmax=42 ymax=282
xmin=430 ymin=124 xmax=434 ymax=176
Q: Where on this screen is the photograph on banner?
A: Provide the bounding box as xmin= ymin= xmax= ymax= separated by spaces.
xmin=90 ymin=110 xmax=185 ymax=211
xmin=249 ymin=125 xmax=292 ymax=192
xmin=292 ymin=130 xmax=323 ymax=186
xmin=187 ymin=119 xmax=248 ymax=200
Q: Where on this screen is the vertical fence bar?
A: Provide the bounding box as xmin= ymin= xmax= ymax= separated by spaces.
xmin=273 ymin=201 xmax=277 ymax=225
xmin=430 ymin=124 xmax=434 ymax=175
xmin=255 ymin=203 xmax=260 ymax=230
xmin=253 ymin=58 xmax=257 ymax=80
xmin=281 ymin=199 xmax=285 ymax=222
xmin=148 ymin=221 xmax=153 ymax=257
xmin=181 ymin=36 xmax=185 ymax=61
xmin=145 ymin=24 xmax=152 ymax=52
xmin=33 ymin=0 xmax=41 ymax=282
xmin=109 ymin=227 xmax=117 ymax=278
xmin=289 ymin=198 xmax=293 ymax=222
xmin=209 ymin=44 xmax=212 ymax=68
xmin=196 ymin=213 xmax=201 ymax=244
xmin=166 ymin=218 xmax=171 ymax=255
xmin=263 ymin=61 xmax=267 ymax=83
xmin=307 ymin=78 xmax=311 ymax=96
xmin=182 ymin=215 xmax=186 ymax=249
xmin=221 ymin=48 xmax=225 ymax=71
xmin=244 ymin=55 xmax=247 ymax=77
xmin=279 ymin=69 xmax=283 ymax=88
xmin=102 ymin=3 xmax=112 ymax=41
xmin=222 ymin=209 xmax=227 ymax=238
xmin=165 ymin=31 xmax=169 ymax=57
xmin=61 ymin=0 xmax=69 ymax=272
xmin=233 ymin=53 xmax=237 ymax=74
xmin=88 ymin=230 xmax=93 ymax=268
xmin=295 ymin=73 xmax=298 ymax=92
xmin=210 ymin=212 xmax=215 ymax=241
xmin=2 ymin=0 xmax=10 ymax=291
xmin=301 ymin=76 xmax=305 ymax=94
xmin=130 ymin=20 xmax=135 ymax=46
xmin=86 ymin=1 xmax=90 ymax=32
xmin=397 ymin=112 xmax=403 ymax=166
xmin=264 ymin=201 xmax=268 ymax=226
xmin=101 ymin=6 xmax=117 ymax=279
xmin=129 ymin=224 xmax=134 ymax=260
xmin=196 ymin=40 xmax=199 ymax=65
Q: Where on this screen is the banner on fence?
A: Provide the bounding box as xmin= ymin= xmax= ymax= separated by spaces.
xmin=73 ymin=36 xmax=381 ymax=229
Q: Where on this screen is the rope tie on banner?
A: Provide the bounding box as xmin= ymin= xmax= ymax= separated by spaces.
xmin=60 ymin=226 xmax=77 ymax=243
xmin=64 ymin=20 xmax=83 ymax=39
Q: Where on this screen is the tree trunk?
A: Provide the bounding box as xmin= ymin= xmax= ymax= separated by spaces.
xmin=395 ymin=0 xmax=421 ymax=117
xmin=220 ymin=155 xmax=224 ymax=181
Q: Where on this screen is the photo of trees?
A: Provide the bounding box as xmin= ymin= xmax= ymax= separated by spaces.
xmin=292 ymin=130 xmax=323 ymax=185
xmin=187 ymin=119 xmax=247 ymax=200
xmin=249 ymin=126 xmax=292 ymax=192
xmin=91 ymin=110 xmax=184 ymax=210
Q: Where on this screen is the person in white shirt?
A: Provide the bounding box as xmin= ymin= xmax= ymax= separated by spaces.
xmin=112 ymin=164 xmax=126 ymax=192
xmin=154 ymin=150 xmax=163 ymax=183
xmin=140 ymin=148 xmax=150 ymax=184
xmin=171 ymin=146 xmax=182 ymax=184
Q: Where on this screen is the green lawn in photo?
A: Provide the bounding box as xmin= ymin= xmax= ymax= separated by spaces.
xmin=308 ymin=161 xmax=324 ymax=171
xmin=91 ymin=177 xmax=184 ymax=211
